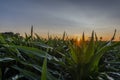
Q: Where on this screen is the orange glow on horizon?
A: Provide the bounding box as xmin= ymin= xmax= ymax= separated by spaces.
xmin=19 ymin=32 xmax=120 ymax=41
xmin=77 ymin=37 xmax=80 ymax=42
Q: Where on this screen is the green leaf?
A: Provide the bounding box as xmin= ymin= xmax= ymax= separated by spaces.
xmin=8 ymin=45 xmax=53 ymax=60
xmin=41 ymin=56 xmax=47 ymax=80
xmin=0 ymin=57 xmax=15 ymax=62
xmin=0 ymin=34 xmax=6 ymax=44
xmin=85 ymin=31 xmax=95 ymax=63
xmin=12 ymin=65 xmax=39 ymax=80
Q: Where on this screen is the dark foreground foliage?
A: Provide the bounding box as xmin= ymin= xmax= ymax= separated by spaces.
xmin=0 ymin=30 xmax=120 ymax=80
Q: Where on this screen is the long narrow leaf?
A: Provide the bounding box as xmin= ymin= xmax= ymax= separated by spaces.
xmin=41 ymin=56 xmax=47 ymax=80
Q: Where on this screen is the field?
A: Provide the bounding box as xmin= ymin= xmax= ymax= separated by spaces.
xmin=0 ymin=28 xmax=120 ymax=80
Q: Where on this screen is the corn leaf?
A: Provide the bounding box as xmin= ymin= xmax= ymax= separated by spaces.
xmin=41 ymin=56 xmax=47 ymax=80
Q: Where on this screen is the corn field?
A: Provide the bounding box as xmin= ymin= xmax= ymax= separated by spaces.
xmin=0 ymin=28 xmax=120 ymax=80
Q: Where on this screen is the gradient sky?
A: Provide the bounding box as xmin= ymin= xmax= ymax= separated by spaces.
xmin=0 ymin=0 xmax=120 ymax=40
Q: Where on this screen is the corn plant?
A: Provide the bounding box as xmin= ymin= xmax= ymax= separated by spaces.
xmin=0 ymin=29 xmax=120 ymax=80
xmin=63 ymin=30 xmax=120 ymax=80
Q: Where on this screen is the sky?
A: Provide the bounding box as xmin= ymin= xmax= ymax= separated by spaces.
xmin=0 ymin=0 xmax=120 ymax=40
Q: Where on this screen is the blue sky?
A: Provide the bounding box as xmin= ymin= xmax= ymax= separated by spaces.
xmin=0 ymin=0 xmax=120 ymax=39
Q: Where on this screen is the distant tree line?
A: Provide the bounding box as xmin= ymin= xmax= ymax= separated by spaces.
xmin=0 ymin=32 xmax=21 ymax=37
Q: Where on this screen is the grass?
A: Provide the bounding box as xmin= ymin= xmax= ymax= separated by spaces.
xmin=0 ymin=27 xmax=120 ymax=80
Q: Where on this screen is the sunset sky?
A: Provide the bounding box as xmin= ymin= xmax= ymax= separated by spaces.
xmin=0 ymin=0 xmax=120 ymax=40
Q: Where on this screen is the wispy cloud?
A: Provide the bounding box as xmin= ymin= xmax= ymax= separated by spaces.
xmin=0 ymin=0 xmax=120 ymax=38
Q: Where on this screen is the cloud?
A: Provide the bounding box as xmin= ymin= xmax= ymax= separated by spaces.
xmin=0 ymin=0 xmax=120 ymax=36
